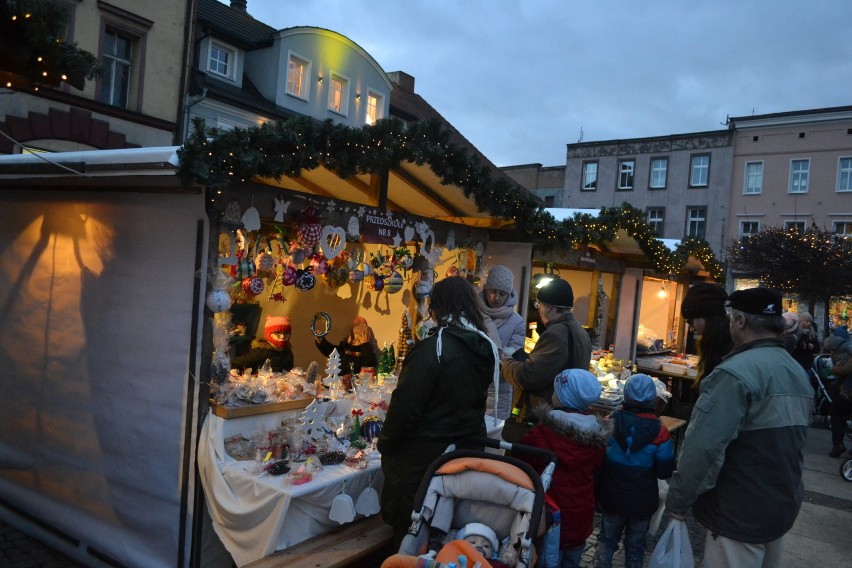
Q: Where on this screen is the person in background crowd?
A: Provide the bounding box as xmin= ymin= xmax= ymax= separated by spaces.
xmin=314 ymin=316 xmax=378 ymax=378
xmin=502 ymin=277 xmax=592 ymax=417
xmin=594 ymin=373 xmax=675 ymax=568
xmin=821 ymin=325 xmax=852 ymax=457
xmin=479 ymin=265 xmax=526 ymax=420
xmin=781 ymin=311 xmax=800 ymax=354
xmin=230 ymin=315 xmax=294 ymax=374
xmin=666 ymin=288 xmax=812 ymax=568
xmin=378 ymin=276 xmax=499 ymax=549
xmin=518 ymin=368 xmax=611 ymax=568
xmin=792 ymin=311 xmax=820 ymax=374
xmin=679 ymin=282 xmax=732 ymax=384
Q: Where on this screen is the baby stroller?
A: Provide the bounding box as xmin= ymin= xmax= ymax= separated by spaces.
xmin=383 ymin=437 xmax=558 ymax=568
xmin=811 ymin=354 xmax=835 ymax=426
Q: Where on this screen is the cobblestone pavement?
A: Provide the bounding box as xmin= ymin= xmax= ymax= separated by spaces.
xmin=0 ymin=521 xmax=83 ymax=568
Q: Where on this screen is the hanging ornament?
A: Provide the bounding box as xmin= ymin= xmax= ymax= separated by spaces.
xmin=273 ymin=197 xmax=290 ymax=222
xmin=242 ymin=205 xmax=261 ymax=231
xmin=242 ymin=276 xmax=264 ymax=297
xmin=347 ymin=216 xmax=361 ymax=241
xmin=445 ymin=230 xmax=457 ymax=251
xmin=386 ymin=271 xmax=404 ymax=294
xmin=222 ymin=201 xmax=244 ymax=229
xmin=319 ymin=225 xmax=346 ymax=259
xmin=282 ymin=265 xmax=297 ymax=286
xmin=446 ymin=266 xmax=460 ymax=278
xmin=404 ymin=226 xmax=415 ymax=243
xmin=362 ymin=417 xmax=384 ymax=443
xmin=373 ymin=276 xmax=385 ymax=292
xmin=348 ymin=269 xmax=364 ymax=283
xmin=206 ymin=288 xmax=232 ymax=313
xmin=378 ymin=261 xmax=394 ymax=278
xmin=296 ymin=206 xmax=323 ymax=249
xmin=219 ymin=232 xmax=238 ymax=266
xmin=289 ymin=242 xmax=307 ymax=265
xmin=310 ymin=253 xmax=330 ymax=275
xmin=295 ymin=268 xmax=316 ymax=291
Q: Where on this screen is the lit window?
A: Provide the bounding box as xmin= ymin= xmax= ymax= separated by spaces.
xmin=617 ymin=159 xmax=635 ymax=190
xmin=101 ymin=30 xmax=132 ymax=108
xmin=647 ymin=208 xmax=665 ymax=236
xmin=366 ymin=91 xmax=383 ymax=125
xmin=287 ymin=54 xmax=310 ymax=99
xmin=581 ymin=161 xmax=597 ymax=191
xmin=744 ymin=162 xmax=763 ymax=194
xmin=650 ymin=158 xmax=668 ymax=189
xmin=740 ymin=221 xmax=760 ymax=236
xmin=690 ymin=155 xmax=710 ymax=187
xmin=686 ymin=207 xmax=706 ymax=239
xmin=209 ymin=43 xmax=235 ymax=79
xmin=327 ymin=74 xmax=349 ymax=115
xmin=838 ymin=157 xmax=852 ymax=192
xmin=789 ymin=159 xmax=809 ymax=193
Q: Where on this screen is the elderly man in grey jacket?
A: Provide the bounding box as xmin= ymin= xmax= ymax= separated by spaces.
xmin=666 ymin=287 xmax=812 ymax=568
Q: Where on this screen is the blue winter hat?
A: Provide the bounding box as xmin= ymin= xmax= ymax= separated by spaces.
xmin=553 ymin=369 xmax=601 ymax=410
xmin=834 ymin=326 xmax=849 ymax=340
xmin=624 ymin=373 xmax=657 ymax=409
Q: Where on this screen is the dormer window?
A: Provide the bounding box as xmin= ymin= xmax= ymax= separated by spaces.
xmin=365 ymin=90 xmax=383 ymax=125
xmin=208 ymin=42 xmax=236 ymax=81
xmin=286 ymin=52 xmax=311 ymax=100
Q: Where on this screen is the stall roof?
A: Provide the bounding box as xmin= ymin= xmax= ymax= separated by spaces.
xmin=0 ymin=146 xmax=527 ymax=229
xmin=546 ymin=208 xmax=704 ymax=271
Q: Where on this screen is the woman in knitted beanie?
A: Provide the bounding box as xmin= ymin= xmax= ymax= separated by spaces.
xmin=680 ymin=282 xmax=732 ymax=383
xmin=478 ymin=265 xmax=525 ymax=419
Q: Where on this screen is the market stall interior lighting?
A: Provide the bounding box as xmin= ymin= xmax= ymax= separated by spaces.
xmin=657 ymin=281 xmax=669 ymax=299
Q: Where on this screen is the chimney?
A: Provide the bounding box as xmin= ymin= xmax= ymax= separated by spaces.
xmin=387 ymin=71 xmax=415 ymax=92
xmin=231 ymin=0 xmax=247 ymax=12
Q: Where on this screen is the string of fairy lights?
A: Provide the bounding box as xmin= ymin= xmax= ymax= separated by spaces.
xmin=177 ymin=117 xmax=725 ymax=281
xmin=0 ymin=0 xmax=101 ymax=91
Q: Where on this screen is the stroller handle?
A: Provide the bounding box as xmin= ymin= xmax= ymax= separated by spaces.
xmin=464 ymin=435 xmax=559 ymax=465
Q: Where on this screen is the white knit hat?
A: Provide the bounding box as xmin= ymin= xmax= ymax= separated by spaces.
xmin=455 ymin=522 xmax=498 ymax=557
xmin=484 ymin=265 xmax=514 ymax=294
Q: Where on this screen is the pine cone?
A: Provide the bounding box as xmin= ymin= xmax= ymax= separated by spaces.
xmin=306 ymin=361 xmax=319 ymax=384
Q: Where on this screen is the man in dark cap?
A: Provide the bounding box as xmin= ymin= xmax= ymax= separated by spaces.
xmin=666 ymin=287 xmax=812 ymax=567
xmin=501 ymin=277 xmax=592 ymax=414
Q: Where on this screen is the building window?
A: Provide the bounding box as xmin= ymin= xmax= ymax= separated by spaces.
xmin=743 ymin=161 xmax=763 ymax=194
xmin=100 ymin=29 xmax=132 ymax=108
xmin=544 ymin=195 xmax=555 ymax=207
xmin=365 ymin=90 xmax=383 ymax=125
xmin=834 ymin=221 xmax=852 ymax=235
xmin=838 ymin=157 xmax=852 ymax=192
xmin=208 ymin=42 xmax=235 ymax=80
xmin=785 ymin=220 xmax=806 ymax=232
xmin=286 ymin=53 xmax=310 ymax=100
xmin=789 ymin=159 xmax=810 ymax=193
xmin=686 ymin=207 xmax=706 ymax=239
xmin=647 ymin=208 xmax=665 ymax=236
xmin=617 ymin=159 xmax=635 ymax=190
xmin=689 ymin=154 xmax=710 ymax=187
xmin=649 ymin=158 xmax=668 ymax=189
xmin=740 ymin=221 xmax=760 ymax=236
xmin=328 ymin=73 xmax=349 ymax=115
xmin=581 ymin=161 xmax=598 ymax=191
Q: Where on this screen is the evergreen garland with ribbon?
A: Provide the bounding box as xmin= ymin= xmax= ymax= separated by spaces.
xmin=178 ymin=117 xmax=723 ymax=281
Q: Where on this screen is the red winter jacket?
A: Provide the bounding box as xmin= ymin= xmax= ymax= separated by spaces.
xmin=519 ymin=405 xmax=611 ymax=548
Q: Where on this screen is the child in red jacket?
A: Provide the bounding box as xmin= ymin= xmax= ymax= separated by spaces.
xmin=519 ymin=368 xmax=612 ymax=568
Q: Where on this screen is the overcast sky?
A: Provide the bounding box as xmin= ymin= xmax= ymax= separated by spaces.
xmin=243 ymin=0 xmax=852 ymax=168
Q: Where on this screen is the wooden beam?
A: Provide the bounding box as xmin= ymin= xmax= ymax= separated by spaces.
xmin=391 ymin=167 xmax=466 ymax=217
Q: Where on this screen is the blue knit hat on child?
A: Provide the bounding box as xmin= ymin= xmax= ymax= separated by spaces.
xmin=834 ymin=326 xmax=849 ymax=340
xmin=553 ymin=369 xmax=601 ymax=410
xmin=623 ymin=373 xmax=657 ymax=409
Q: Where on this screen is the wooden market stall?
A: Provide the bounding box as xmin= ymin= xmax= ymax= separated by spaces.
xmin=0 ymin=119 xmax=539 ymax=567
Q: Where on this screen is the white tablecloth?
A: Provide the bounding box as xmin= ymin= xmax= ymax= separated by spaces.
xmin=198 ymin=408 xmax=383 ymax=567
xmin=198 ymin=409 xmax=505 ymax=566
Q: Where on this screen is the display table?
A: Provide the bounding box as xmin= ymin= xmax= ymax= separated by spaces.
xmin=198 ymin=408 xmax=505 ymax=567
xmin=198 ymin=407 xmax=384 ymax=567
xmin=635 ymin=356 xmax=699 ymax=418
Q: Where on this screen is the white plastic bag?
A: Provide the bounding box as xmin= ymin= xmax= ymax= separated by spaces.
xmin=648 ymin=518 xmax=694 ymax=568
xmin=648 ymin=479 xmax=670 ymax=536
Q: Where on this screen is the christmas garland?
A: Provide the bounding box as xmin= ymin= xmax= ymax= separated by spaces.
xmin=177 ymin=117 xmax=723 ymax=281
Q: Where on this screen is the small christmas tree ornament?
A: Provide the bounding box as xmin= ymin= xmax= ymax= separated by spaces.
xmin=324 ymin=348 xmax=342 ymax=385
xmin=349 ymin=409 xmax=366 ymax=449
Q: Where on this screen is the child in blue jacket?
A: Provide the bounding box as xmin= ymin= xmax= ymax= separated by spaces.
xmin=593 ymin=374 xmax=675 ymax=568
